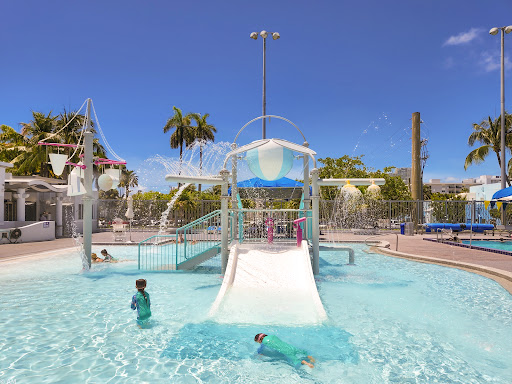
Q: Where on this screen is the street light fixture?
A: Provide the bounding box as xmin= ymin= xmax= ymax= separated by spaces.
xmin=250 ymin=30 xmax=280 ymax=139
xmin=489 ymin=25 xmax=512 ymax=191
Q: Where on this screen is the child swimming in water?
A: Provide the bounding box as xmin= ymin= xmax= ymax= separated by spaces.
xmin=101 ymin=249 xmax=117 ymax=262
xmin=255 ymin=333 xmax=315 ymax=368
xmin=131 ymin=279 xmax=151 ymax=325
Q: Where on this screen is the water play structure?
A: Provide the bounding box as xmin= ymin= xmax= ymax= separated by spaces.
xmin=40 ymin=98 xmax=127 ymax=268
xmin=137 ymin=115 xmax=385 ymax=323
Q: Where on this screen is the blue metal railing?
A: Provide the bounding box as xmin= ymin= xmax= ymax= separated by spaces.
xmin=138 ymin=210 xmax=229 ymax=270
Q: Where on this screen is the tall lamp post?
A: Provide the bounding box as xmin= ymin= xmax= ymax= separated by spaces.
xmin=489 ymin=25 xmax=512 ymax=190
xmin=250 ymin=30 xmax=280 ymax=139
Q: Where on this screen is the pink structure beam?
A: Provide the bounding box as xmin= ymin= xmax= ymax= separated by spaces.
xmin=38 ymin=142 xmax=78 ymax=148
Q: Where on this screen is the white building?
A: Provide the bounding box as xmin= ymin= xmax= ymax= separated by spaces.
xmin=1 ymin=162 xmax=99 ymax=243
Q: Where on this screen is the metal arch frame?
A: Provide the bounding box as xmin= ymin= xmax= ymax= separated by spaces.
xmin=222 ymin=139 xmax=317 ymax=169
xmin=233 ymin=115 xmax=307 ymax=143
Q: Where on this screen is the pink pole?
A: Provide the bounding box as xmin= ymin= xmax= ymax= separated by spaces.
xmin=293 ymin=217 xmax=307 ymax=247
xmin=265 ymin=217 xmax=274 ymax=244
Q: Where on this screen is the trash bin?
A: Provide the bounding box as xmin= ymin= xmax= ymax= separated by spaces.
xmin=400 ymin=223 xmax=405 ymax=235
xmin=404 ymin=222 xmax=414 ymax=236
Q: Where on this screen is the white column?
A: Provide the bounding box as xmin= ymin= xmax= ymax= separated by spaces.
xmin=83 ymin=99 xmax=94 ymax=268
xmin=302 ymin=141 xmax=310 ymax=240
xmin=230 ymin=143 xmax=238 ymax=240
xmin=220 ymin=169 xmax=230 ymax=274
xmin=14 ymin=188 xmax=29 ymax=223
xmin=311 ymin=168 xmax=320 ymax=275
xmin=0 ymin=167 xmax=5 ymax=226
xmin=55 ymin=193 xmax=64 ymax=237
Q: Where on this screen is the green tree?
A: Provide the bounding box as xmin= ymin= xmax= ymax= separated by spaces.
xmin=17 ymin=111 xmax=58 ymax=177
xmin=0 ymin=125 xmax=28 ymax=170
xmin=163 ymin=106 xmax=195 ymax=162
xmin=120 ymin=170 xmax=138 ymax=197
xmin=319 ymin=155 xmax=369 ymax=200
xmin=465 ymin=114 xmax=512 ymax=186
xmin=189 ymin=112 xmax=217 ymax=192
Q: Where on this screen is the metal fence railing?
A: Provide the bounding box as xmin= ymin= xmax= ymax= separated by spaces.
xmin=321 ymin=199 xmax=499 ymax=230
xmin=103 ymin=198 xmax=504 ymax=236
xmin=138 ymin=210 xmax=232 ymax=270
xmin=232 ymin=209 xmax=310 ymax=243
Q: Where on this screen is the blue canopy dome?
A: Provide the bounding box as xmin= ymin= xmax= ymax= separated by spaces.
xmin=228 ymin=177 xmax=311 ymax=199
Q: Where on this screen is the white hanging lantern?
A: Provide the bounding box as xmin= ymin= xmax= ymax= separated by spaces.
xmin=49 ymin=153 xmax=68 ymax=176
xmin=98 ymin=174 xmax=113 ymax=191
xmin=246 ymin=140 xmax=294 ymax=181
xmin=105 ymin=168 xmax=121 ymax=189
xmin=67 ymin=167 xmax=86 ymax=196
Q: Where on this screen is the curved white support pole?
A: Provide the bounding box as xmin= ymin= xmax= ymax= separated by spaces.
xmin=317 ymin=178 xmax=386 ymax=186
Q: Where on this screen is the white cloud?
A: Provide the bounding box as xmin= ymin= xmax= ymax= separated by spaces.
xmin=479 ymin=51 xmax=512 ymax=72
xmin=443 ymin=28 xmax=482 ymax=46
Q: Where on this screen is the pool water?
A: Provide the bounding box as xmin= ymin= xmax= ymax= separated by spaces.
xmin=0 ymin=244 xmax=511 ymax=383
xmin=462 ymin=240 xmax=512 ymax=252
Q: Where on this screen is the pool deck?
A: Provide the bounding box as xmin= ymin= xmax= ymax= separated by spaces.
xmin=2 ymin=230 xmax=512 ymax=293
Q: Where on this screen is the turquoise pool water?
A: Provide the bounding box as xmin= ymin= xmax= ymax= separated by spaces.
xmin=462 ymin=240 xmax=512 ymax=252
xmin=0 ymin=243 xmax=511 ymax=383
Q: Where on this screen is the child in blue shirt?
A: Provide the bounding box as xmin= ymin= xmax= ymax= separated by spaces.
xmin=131 ymin=279 xmax=151 ymax=325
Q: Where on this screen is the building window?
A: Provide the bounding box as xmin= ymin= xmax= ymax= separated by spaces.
xmin=78 ymin=204 xmax=83 ymax=220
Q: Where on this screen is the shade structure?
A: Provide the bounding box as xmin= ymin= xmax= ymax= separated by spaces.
xmin=49 ymin=153 xmax=68 ymax=176
xmin=492 ymin=186 xmax=512 ymax=201
xmin=228 ymin=177 xmax=311 ymax=199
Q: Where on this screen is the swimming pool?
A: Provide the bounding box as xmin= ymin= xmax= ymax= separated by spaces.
xmin=0 ymin=243 xmax=511 ymax=383
xmin=462 ymin=240 xmax=512 ymax=253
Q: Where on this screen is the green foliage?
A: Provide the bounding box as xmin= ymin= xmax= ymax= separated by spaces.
xmin=1 ymin=109 xmax=106 ymax=178
xmin=163 ymin=106 xmax=195 ymax=159
xmin=465 ymin=113 xmax=512 ymax=186
xmin=318 ymin=155 xmax=411 ymax=201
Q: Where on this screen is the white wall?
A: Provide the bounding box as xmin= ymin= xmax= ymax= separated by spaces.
xmin=1 ymin=221 xmax=56 ymax=242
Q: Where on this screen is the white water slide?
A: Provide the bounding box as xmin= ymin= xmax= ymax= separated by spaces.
xmin=209 ymin=241 xmax=327 ymax=325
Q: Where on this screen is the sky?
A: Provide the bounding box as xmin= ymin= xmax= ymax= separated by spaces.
xmin=1 ymin=0 xmax=512 ymax=190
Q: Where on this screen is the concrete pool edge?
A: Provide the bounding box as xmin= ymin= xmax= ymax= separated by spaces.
xmin=0 ymin=246 xmax=79 ymax=263
xmin=369 ymin=242 xmax=512 ymax=295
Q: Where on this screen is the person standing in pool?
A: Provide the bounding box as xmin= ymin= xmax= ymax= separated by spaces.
xmin=254 ymin=333 xmax=315 ymax=368
xmin=131 ymin=279 xmax=151 ymax=325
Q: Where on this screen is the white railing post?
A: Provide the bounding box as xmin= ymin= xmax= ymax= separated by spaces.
xmin=220 ymin=169 xmax=230 ymax=274
xmin=311 ymin=168 xmax=320 ymax=275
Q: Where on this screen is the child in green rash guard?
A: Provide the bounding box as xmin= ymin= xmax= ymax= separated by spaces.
xmin=255 ymin=333 xmax=315 ymax=368
xmin=131 ymin=279 xmax=151 ymax=325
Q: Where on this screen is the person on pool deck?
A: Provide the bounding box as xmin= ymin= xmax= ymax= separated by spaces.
xmin=131 ymin=279 xmax=151 ymax=325
xmin=254 ymin=333 xmax=315 ymax=368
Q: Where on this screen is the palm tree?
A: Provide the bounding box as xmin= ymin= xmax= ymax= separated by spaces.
xmin=120 ymin=169 xmax=138 ymax=198
xmin=19 ymin=111 xmax=58 ymax=177
xmin=189 ymin=112 xmax=217 ymax=191
xmin=0 ymin=125 xmax=29 ymax=172
xmin=465 ymin=114 xmax=512 ymax=186
xmin=163 ymin=106 xmax=195 ymax=162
